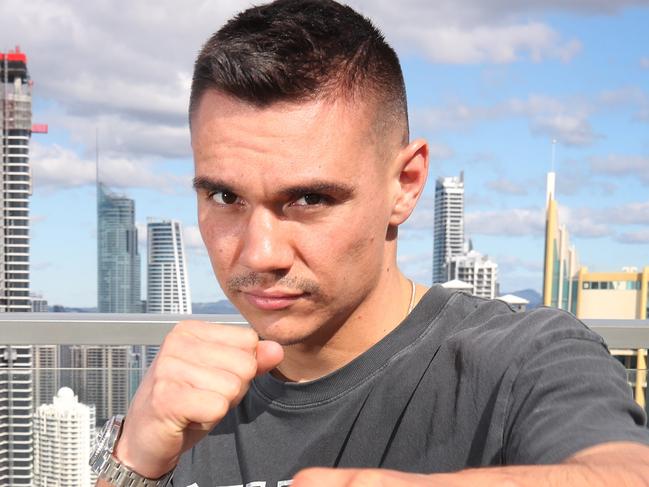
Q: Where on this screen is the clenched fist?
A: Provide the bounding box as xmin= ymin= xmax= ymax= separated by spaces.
xmin=113 ymin=320 xmax=284 ymax=479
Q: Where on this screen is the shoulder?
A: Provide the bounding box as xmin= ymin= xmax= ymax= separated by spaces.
xmin=430 ymin=289 xmax=607 ymax=369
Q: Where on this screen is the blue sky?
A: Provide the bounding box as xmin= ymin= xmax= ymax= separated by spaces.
xmin=1 ymin=0 xmax=648 ymax=307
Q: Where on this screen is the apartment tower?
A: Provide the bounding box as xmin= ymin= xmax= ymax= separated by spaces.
xmin=146 ymin=220 xmax=191 ymax=315
xmin=145 ymin=219 xmax=191 ymax=366
xmin=0 ymin=47 xmax=33 ymax=486
xmin=432 ymin=172 xmax=465 ymax=284
xmin=33 ymin=387 xmax=96 ymax=487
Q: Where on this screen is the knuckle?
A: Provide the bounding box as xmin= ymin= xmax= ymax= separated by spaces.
xmin=220 ymin=373 xmax=242 ymax=399
xmin=212 ymin=394 xmax=230 ymax=418
xmin=238 ymin=354 xmax=258 ymax=380
xmin=238 ymin=327 xmax=259 ymax=347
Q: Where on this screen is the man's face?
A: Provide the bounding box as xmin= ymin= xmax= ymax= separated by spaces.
xmin=191 ymin=91 xmax=400 ymax=345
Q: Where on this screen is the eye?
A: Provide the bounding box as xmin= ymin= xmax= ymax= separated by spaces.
xmin=294 ymin=193 xmax=326 ymax=206
xmin=210 ymin=190 xmax=240 ymax=205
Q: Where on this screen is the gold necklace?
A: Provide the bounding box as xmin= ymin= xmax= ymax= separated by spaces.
xmin=407 ymin=279 xmax=416 ymax=315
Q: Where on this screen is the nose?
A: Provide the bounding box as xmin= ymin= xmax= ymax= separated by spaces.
xmin=238 ymin=206 xmax=295 ymax=273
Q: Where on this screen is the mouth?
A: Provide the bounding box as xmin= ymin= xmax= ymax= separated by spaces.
xmin=240 ymin=289 xmax=305 ymax=311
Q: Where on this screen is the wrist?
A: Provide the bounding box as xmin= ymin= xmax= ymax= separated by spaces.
xmin=113 ymin=425 xmax=178 ymax=480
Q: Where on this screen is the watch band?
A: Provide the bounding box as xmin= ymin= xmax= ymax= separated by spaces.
xmin=90 ymin=415 xmax=173 ymax=487
xmin=98 ymin=455 xmax=173 ymax=487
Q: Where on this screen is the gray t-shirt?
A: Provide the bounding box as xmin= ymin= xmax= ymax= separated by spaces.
xmin=172 ymin=286 xmax=649 ymax=487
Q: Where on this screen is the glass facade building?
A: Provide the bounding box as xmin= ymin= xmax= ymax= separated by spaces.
xmin=97 ymin=183 xmax=141 ymax=313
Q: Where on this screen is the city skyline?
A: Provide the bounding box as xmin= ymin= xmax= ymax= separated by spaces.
xmin=0 ymin=0 xmax=647 ymax=306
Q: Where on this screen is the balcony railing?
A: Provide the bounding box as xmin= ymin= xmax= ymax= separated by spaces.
xmin=0 ymin=314 xmax=647 ymax=410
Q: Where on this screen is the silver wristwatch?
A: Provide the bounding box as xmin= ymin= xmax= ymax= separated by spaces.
xmin=90 ymin=415 xmax=174 ymax=487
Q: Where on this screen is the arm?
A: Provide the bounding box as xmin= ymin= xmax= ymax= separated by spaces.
xmin=292 ymin=441 xmax=649 ymax=486
xmin=94 ymin=320 xmax=283 ymax=486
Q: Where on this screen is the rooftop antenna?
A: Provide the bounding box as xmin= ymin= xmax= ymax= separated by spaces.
xmin=551 ymin=139 xmax=557 ymax=173
xmin=96 ymin=127 xmax=101 ymax=204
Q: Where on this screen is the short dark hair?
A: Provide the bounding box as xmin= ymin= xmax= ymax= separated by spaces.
xmin=189 ymin=0 xmax=408 ymax=141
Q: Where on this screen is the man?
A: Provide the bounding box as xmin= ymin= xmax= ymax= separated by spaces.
xmin=93 ymin=1 xmax=649 ymax=486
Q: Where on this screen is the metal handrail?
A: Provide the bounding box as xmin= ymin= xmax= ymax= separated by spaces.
xmin=0 ymin=314 xmax=647 ymax=348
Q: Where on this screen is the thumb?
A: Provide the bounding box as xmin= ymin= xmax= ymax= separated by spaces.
xmin=255 ymin=340 xmax=284 ymax=376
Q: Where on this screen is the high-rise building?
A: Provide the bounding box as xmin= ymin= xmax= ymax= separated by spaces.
xmin=145 ymin=219 xmax=192 ymax=366
xmin=97 ymin=183 xmax=141 ymax=313
xmin=146 ymin=220 xmax=191 ymax=314
xmin=542 ymin=171 xmax=648 ymax=320
xmin=0 ymin=47 xmax=33 ymax=486
xmin=33 ymin=345 xmax=59 ymax=408
xmin=69 ymin=345 xmax=132 ymax=426
xmin=1 ymin=47 xmax=31 ymax=312
xmin=33 ymin=387 xmax=96 ymax=487
xmin=432 ymin=172 xmax=464 ymax=284
xmin=446 ymin=249 xmax=499 ymax=300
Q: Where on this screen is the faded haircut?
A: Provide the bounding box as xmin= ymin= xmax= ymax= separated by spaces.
xmin=189 ymin=0 xmax=409 ymax=143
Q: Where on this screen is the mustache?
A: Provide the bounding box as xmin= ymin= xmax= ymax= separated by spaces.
xmin=226 ymin=273 xmax=320 ymax=294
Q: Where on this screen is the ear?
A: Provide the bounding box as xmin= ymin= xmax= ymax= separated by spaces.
xmin=388 ymin=139 xmax=429 ymax=226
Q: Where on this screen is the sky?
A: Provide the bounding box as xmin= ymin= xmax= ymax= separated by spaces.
xmin=1 ymin=0 xmax=648 ymax=307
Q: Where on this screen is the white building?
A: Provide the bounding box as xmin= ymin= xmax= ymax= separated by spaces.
xmin=433 ymin=173 xmax=464 ymax=284
xmin=146 ymin=220 xmax=191 ymax=315
xmin=145 ymin=220 xmax=192 ymax=367
xmin=497 ymin=294 xmax=530 ymax=312
xmin=446 ymin=249 xmax=499 ymax=300
xmin=33 ymin=387 xmax=96 ymax=487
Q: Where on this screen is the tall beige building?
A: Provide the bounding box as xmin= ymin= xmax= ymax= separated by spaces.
xmin=542 ymin=171 xmax=648 ymax=320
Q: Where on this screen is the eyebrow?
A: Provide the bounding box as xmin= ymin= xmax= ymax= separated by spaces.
xmin=192 ymin=176 xmax=356 ymax=200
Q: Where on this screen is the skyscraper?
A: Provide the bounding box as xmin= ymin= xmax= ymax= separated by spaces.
xmin=432 ymin=172 xmax=464 ymax=284
xmin=145 ymin=219 xmax=192 ymax=366
xmin=0 ymin=47 xmax=33 ymax=486
xmin=69 ymin=345 xmax=132 ymax=426
xmin=542 ymin=171 xmax=648 ymax=320
xmin=97 ymin=183 xmax=141 ymax=313
xmin=0 ymin=47 xmax=31 ymax=312
xmin=33 ymin=387 xmax=96 ymax=487
xmin=146 ymin=219 xmax=191 ymax=315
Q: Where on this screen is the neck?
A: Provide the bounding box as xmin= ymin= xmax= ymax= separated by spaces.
xmin=275 ymin=263 xmax=424 ymax=382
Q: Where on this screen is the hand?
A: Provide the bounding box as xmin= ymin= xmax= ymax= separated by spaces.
xmin=113 ymin=320 xmax=284 ymax=479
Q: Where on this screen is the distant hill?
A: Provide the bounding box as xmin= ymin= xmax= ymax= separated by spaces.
xmin=192 ymin=300 xmax=238 ymax=314
xmin=504 ymin=289 xmax=542 ymax=309
xmin=48 ymin=301 xmax=238 ymax=314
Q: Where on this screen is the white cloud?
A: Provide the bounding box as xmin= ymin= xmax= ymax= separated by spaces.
xmin=529 ymin=114 xmax=599 ymax=146
xmin=465 ymin=208 xmax=545 ymax=236
xmin=393 ymin=21 xmax=581 ymax=64
xmin=414 ymin=94 xmax=598 ymax=147
xmin=617 ymin=229 xmax=649 ymax=244
xmin=183 ymin=225 xmax=206 ymax=251
xmin=428 ymin=142 xmax=456 ymax=161
xmin=560 ymin=207 xmax=613 ymax=238
xmin=486 ymin=178 xmax=528 ymax=195
xmin=641 ymin=57 xmax=649 ymax=69
xmin=30 ymin=142 xmax=190 ymax=191
xmin=590 ymin=154 xmax=649 ymax=184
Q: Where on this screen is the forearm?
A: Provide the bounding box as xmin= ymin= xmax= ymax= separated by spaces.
xmin=293 ymin=442 xmax=649 ymax=487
